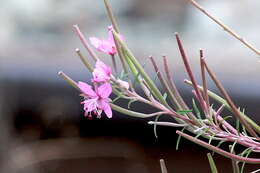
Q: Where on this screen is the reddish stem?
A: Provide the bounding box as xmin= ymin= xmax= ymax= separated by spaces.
xmin=175 ymin=33 xmax=206 ymax=112
xmin=176 ymin=130 xmax=260 ymax=164
xmin=203 ymin=59 xmax=258 ymax=138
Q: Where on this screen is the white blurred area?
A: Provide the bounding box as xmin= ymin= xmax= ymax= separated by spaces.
xmin=1 ymin=0 xmax=259 ymax=93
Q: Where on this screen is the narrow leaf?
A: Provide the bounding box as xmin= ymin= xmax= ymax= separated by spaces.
xmin=176 ymin=128 xmax=185 ymax=150
xmin=207 ymin=153 xmax=219 ymax=173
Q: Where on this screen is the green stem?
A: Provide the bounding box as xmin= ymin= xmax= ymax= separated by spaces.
xmin=113 ymin=31 xmax=169 ymax=108
xmin=76 ymin=48 xmax=94 ymax=72
xmin=103 ymin=0 xmax=120 ymax=33
xmin=58 ymin=71 xmax=80 ymax=91
xmin=110 ymin=104 xmax=164 ymax=118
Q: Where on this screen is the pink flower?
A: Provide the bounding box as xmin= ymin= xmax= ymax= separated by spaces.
xmin=89 ymin=25 xmax=123 ymax=55
xmin=92 ymin=60 xmax=112 ymax=82
xmin=78 ymin=81 xmax=112 ymax=118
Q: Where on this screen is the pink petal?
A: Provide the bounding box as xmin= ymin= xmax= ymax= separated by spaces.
xmin=90 ymin=37 xmax=115 ymax=55
xmin=92 ymin=60 xmax=111 ymax=82
xmin=107 ymin=26 xmax=124 ymax=46
xmin=89 ymin=37 xmax=102 ymax=49
xmin=98 ymin=99 xmax=112 ymax=118
xmin=98 ymin=40 xmax=115 ymax=55
xmin=82 ymin=98 xmax=98 ymax=112
xmin=95 ymin=60 xmax=112 ymax=75
xmin=92 ymin=68 xmax=110 ymax=82
xmin=97 ymin=83 xmax=112 ymax=99
xmin=78 ymin=81 xmax=97 ymax=98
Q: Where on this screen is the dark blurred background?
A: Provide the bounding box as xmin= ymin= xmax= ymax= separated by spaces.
xmin=0 ymin=0 xmax=260 ymax=172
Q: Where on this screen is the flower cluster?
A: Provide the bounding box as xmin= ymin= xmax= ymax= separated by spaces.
xmin=78 ymin=60 xmax=113 ymax=119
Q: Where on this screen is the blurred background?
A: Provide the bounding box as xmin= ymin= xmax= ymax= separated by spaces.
xmin=0 ymin=0 xmax=260 ymax=172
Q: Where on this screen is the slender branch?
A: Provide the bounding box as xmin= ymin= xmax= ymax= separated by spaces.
xmin=58 ymin=71 xmax=80 ymax=91
xmin=175 ymin=33 xmax=206 ymax=112
xmin=184 ymin=79 xmax=260 ymax=134
xmin=229 ymin=145 xmax=240 ymax=173
xmin=203 ymin=60 xmax=258 ymax=138
xmin=149 ymin=56 xmax=180 ymax=109
xmin=75 ymin=48 xmax=94 ymax=72
xmin=148 ymin=121 xmax=188 ymax=128
xmin=113 ymin=35 xmax=128 ymax=71
xmin=176 ymin=131 xmax=260 ymax=164
xmin=200 ymin=49 xmax=210 ymax=117
xmin=207 ymin=153 xmax=219 ymax=173
xmin=110 ymin=104 xmax=165 ymax=118
xmin=163 ymin=56 xmax=195 ymax=119
xmin=111 ymin=54 xmax=117 ymax=73
xmin=103 ymin=0 xmax=120 ymax=33
xmin=187 ymin=0 xmax=260 ymax=56
xmin=159 ymin=159 xmax=168 ymax=173
xmin=73 ymin=25 xmax=99 ymax=61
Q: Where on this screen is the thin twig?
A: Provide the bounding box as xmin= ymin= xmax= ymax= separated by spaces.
xmin=149 ymin=56 xmax=180 ymax=109
xmin=203 ymin=60 xmax=258 ymax=138
xmin=75 ymin=48 xmax=94 ymax=72
xmin=187 ymin=0 xmax=260 ymax=56
xmin=200 ymin=49 xmax=210 ymax=117
xmin=111 ymin=54 xmax=117 ymax=74
xmin=103 ymin=0 xmax=120 ymax=33
xmin=175 ymin=33 xmax=206 ymax=112
xmin=58 ymin=71 xmax=80 ymax=91
xmin=176 ymin=130 xmax=260 ymax=164
xmin=159 ymin=159 xmax=168 ymax=173
xmin=148 ymin=121 xmax=188 ymax=128
xmin=229 ymin=145 xmax=240 ymax=173
xmin=184 ymin=79 xmax=260 ymax=134
xmin=163 ymin=56 xmax=193 ymax=114
xmin=73 ymin=25 xmax=99 ymax=61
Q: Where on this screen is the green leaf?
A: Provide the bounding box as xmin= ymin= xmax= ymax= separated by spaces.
xmin=230 ymin=140 xmax=237 ymax=154
xmin=219 ymin=115 xmax=233 ymax=125
xmin=112 ymin=94 xmax=122 ymax=103
xmin=240 ymin=148 xmax=253 ymax=173
xmin=242 ymin=125 xmax=248 ymax=136
xmin=208 ymin=133 xmax=216 ymax=145
xmin=163 ymin=92 xmax=168 ymax=100
xmin=133 ymin=71 xmax=142 ymax=87
xmin=128 ymin=99 xmax=137 ymax=109
xmin=119 ymin=70 xmax=129 ymax=80
xmin=192 ymin=98 xmax=202 ymax=119
xmin=207 ymin=153 xmax=219 ymax=173
xmin=176 ymin=128 xmax=185 ymax=150
xmin=111 ymin=104 xmax=159 ymax=118
xmin=236 ymin=119 xmax=240 ymax=133
xmin=153 ymin=115 xmax=161 ymax=138
xmin=176 ymin=110 xmax=193 ymax=115
xmin=239 ymin=147 xmax=252 ymax=157
xmin=212 ymin=141 xmax=225 ymax=156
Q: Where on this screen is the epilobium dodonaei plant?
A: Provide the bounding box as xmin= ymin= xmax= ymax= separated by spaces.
xmin=58 ymin=0 xmax=260 ymax=172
